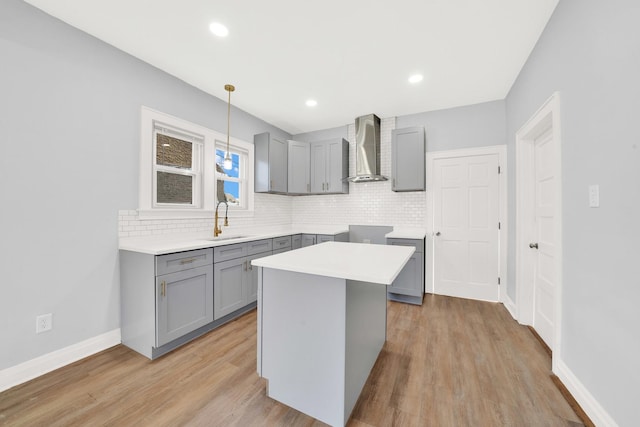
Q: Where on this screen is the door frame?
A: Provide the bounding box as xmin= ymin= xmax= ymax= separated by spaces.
xmin=515 ymin=92 xmax=563 ymax=361
xmin=426 ymin=145 xmax=508 ymax=301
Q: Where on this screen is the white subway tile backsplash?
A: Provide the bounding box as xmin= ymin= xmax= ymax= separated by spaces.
xmin=118 ymin=118 xmax=425 ymax=238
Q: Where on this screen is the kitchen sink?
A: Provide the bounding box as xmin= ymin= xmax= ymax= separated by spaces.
xmin=207 ymin=235 xmax=253 ymax=242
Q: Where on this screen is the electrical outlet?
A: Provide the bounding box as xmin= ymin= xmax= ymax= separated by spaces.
xmin=36 ymin=313 xmax=53 ymax=334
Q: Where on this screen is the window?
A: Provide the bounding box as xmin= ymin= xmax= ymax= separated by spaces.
xmin=154 ymin=126 xmax=203 ymax=208
xmin=215 ymin=144 xmax=248 ymax=208
xmin=139 ymin=106 xmax=254 ymax=218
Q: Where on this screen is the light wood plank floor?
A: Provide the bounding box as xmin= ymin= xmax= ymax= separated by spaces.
xmin=0 ymin=295 xmax=583 ymax=426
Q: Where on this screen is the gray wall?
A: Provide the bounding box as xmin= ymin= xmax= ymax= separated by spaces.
xmin=0 ymin=0 xmax=290 ymax=370
xmin=397 ymin=100 xmax=506 ymax=152
xmin=505 ymin=1 xmax=639 ymax=425
xmin=293 ymin=100 xmax=507 ymax=152
xmin=293 ymin=124 xmax=349 ymax=142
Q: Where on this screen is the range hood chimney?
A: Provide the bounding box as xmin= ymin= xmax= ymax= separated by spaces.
xmin=348 ymin=114 xmax=387 ymax=182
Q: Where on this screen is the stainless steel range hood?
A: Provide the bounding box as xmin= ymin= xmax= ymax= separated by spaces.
xmin=347 ymin=114 xmax=388 ymax=182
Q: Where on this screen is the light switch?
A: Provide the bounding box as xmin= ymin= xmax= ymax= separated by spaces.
xmin=588 ymin=185 xmax=599 ymax=207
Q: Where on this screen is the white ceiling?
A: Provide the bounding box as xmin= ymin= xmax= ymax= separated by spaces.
xmin=23 ymin=0 xmax=559 ymax=135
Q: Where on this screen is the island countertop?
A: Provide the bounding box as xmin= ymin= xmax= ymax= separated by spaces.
xmin=252 ymin=241 xmax=414 ymax=285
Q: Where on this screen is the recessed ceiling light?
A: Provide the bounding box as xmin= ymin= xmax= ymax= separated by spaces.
xmin=408 ymin=74 xmax=424 ymax=84
xmin=209 ymin=22 xmax=229 ymax=37
xmin=305 ymin=99 xmax=318 ymax=107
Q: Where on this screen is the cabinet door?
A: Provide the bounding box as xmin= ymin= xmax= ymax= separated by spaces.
xmin=214 ymin=258 xmax=247 ymax=320
xmin=269 ymin=136 xmax=288 ymax=193
xmin=392 ymin=127 xmax=425 ymax=192
xmin=288 ymin=140 xmax=310 ymax=194
xmin=246 ymin=252 xmax=271 ymax=303
xmin=156 ymin=265 xmax=213 ymax=347
xmin=301 ymin=234 xmax=316 ymax=247
xmin=310 ymin=142 xmax=326 ymax=193
xmin=389 ymin=253 xmax=424 ymax=297
xmin=326 ymin=139 xmax=348 ymax=193
xmin=292 ymin=234 xmax=302 ymax=249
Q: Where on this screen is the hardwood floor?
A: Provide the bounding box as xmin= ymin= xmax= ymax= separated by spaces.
xmin=0 ymin=295 xmax=583 ymax=426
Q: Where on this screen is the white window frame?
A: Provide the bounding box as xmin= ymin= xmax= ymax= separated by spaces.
xmin=215 ymin=139 xmax=251 ymax=210
xmin=153 ymin=125 xmax=204 ymax=209
xmin=139 ymin=106 xmax=254 ymax=219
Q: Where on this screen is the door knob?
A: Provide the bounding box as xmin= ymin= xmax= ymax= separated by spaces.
xmin=529 ymin=243 xmax=539 ymax=249
xmin=435 ymin=232 xmax=441 ymax=236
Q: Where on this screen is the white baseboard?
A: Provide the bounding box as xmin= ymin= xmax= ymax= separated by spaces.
xmin=502 ymin=292 xmax=517 ymax=320
xmin=0 ymin=329 xmax=121 ymax=393
xmin=554 ymin=358 xmax=619 ymax=427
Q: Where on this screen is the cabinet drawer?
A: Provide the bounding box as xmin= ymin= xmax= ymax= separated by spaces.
xmin=291 ymin=234 xmax=302 ymax=249
xmin=156 ymin=248 xmax=213 ymax=276
xmin=247 ymin=239 xmax=273 ymax=255
xmin=214 ymin=243 xmax=247 ymax=262
xmin=272 ymin=235 xmax=292 ymax=250
xmin=386 ymin=238 xmax=424 ymax=253
xmin=317 ymin=234 xmax=334 ymax=244
xmin=272 ymin=247 xmax=290 ymax=255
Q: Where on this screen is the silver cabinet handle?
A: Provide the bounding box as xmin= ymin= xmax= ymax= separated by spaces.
xmin=529 ymin=243 xmax=539 ymax=249
xmin=161 ymin=281 xmax=166 ymax=297
xmin=180 ymin=258 xmax=196 ymax=265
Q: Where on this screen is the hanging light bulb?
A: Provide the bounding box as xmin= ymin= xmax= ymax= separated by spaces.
xmin=223 ymin=84 xmax=235 ymax=170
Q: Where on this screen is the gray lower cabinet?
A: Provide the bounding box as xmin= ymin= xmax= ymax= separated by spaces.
xmin=120 ymin=234 xmax=300 ymax=359
xmin=386 ymin=238 xmax=425 ymax=305
xmin=213 ymin=257 xmax=247 ymax=320
xmin=213 ymin=239 xmax=273 ymax=319
xmin=391 ymin=127 xmax=426 ymax=192
xmin=254 ymin=132 xmax=288 ymax=194
xmin=301 ymin=234 xmax=316 ymax=247
xmin=302 ymin=232 xmax=349 ymax=247
xmin=120 ymin=248 xmax=214 ymax=359
xmin=272 ymin=235 xmax=292 ymax=252
xmin=317 ymin=232 xmax=350 ymax=244
xmin=292 ymin=234 xmax=302 ymax=249
xmin=156 ymin=265 xmax=214 ymax=347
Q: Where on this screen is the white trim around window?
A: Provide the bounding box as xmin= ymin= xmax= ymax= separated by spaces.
xmin=138 ymin=106 xmax=254 ymax=219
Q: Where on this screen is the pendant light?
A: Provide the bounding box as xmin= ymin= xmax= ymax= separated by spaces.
xmin=223 ymin=84 xmax=235 ymax=170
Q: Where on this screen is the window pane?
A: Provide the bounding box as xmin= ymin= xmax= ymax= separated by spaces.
xmin=157 ymin=134 xmax=192 ymax=169
xmin=223 ymin=181 xmax=240 ymax=205
xmin=216 ymin=148 xmax=240 ymax=178
xmin=157 ymin=172 xmax=193 ymax=204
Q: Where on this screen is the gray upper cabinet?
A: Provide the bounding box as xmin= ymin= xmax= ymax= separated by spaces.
xmin=287 ymin=140 xmax=310 ymax=194
xmin=391 ymin=127 xmax=425 ymax=192
xmin=254 ymin=132 xmax=288 ymax=194
xmin=310 ymin=138 xmax=349 ymax=194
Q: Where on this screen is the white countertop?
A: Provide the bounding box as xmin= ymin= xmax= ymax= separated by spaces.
xmin=385 ymin=227 xmax=427 ymax=239
xmin=119 ymin=225 xmax=349 ymax=255
xmin=251 ymin=241 xmax=414 ymax=285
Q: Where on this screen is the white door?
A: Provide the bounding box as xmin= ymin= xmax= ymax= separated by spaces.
xmin=432 ymin=154 xmax=500 ymax=301
xmin=531 ymin=128 xmax=556 ymax=348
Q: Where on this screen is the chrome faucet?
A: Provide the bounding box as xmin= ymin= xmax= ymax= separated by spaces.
xmin=214 ymin=201 xmax=229 ymax=237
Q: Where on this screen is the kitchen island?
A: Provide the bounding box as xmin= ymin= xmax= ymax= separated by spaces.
xmin=252 ymin=242 xmax=414 ymax=427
